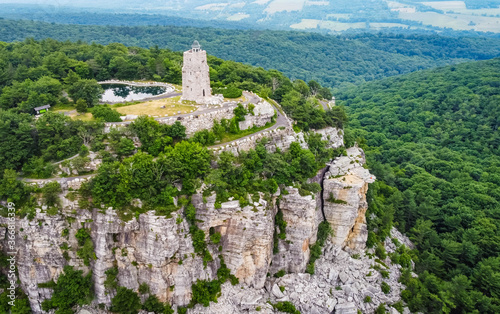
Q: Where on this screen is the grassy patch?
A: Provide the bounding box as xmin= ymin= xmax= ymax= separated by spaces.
xmin=114 ymin=96 xmax=197 ymax=118
xmin=52 ymin=109 xmax=95 ymax=122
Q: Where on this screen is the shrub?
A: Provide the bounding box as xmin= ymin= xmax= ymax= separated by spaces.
xmin=305 ymin=221 xmax=332 ymax=274
xmin=77 ymin=237 xmax=96 ymax=266
xmin=399 ymin=252 xmax=412 ymax=268
xmin=270 ymin=301 xmax=300 ymax=314
xmin=381 ymin=281 xmax=391 ymax=294
xmin=75 ymin=228 xmax=91 ymax=246
xmin=364 ymin=295 xmax=372 ymax=303
xmin=91 ymin=105 xmax=122 ymax=122
xmin=138 ymin=282 xmax=150 ymax=294
xmin=274 ymin=270 xmax=286 ymax=278
xmin=142 ymin=295 xmax=170 ymax=313
xmin=217 ymin=255 xmax=239 ymax=285
xmin=223 ymin=85 xmax=243 ymax=98
xmin=22 ymin=156 xmax=55 ymax=179
xmin=375 ymin=243 xmax=387 ymax=259
xmin=191 ymin=228 xmax=207 ymax=254
xmin=40 ymin=266 xmax=93 ymax=312
xmin=190 ymin=279 xmax=221 ymax=307
xmin=375 ymin=303 xmax=387 ymax=314
xmin=79 ymin=144 xmax=89 ymax=157
xmin=380 ymin=270 xmax=390 ymax=279
xmin=110 ymin=287 xmax=142 ymax=314
xmin=76 ymin=98 xmax=88 ymax=114
xmin=210 ymin=232 xmax=221 ymax=244
xmin=190 ymin=129 xmax=216 ymax=146
xmin=104 ymin=267 xmax=119 ymax=291
xmin=42 ymin=181 xmax=62 ymax=206
xmin=391 ymin=301 xmax=404 ymax=313
xmin=75 ymin=228 xmax=95 ymax=265
xmin=326 ymin=192 xmax=347 ymax=204
xmin=275 ymin=210 xmax=287 ymax=240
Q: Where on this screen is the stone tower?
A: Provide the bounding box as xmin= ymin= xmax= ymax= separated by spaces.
xmin=181 ymin=40 xmax=212 ymax=103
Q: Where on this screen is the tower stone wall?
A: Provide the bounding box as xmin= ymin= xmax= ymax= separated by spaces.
xmin=181 ymin=41 xmax=212 ymax=103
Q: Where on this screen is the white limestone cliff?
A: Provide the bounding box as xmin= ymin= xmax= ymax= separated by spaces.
xmin=0 ymin=128 xmax=415 ymax=314
xmin=323 ymin=146 xmax=376 ymax=250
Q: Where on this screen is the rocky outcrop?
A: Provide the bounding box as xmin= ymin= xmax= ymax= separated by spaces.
xmin=192 ymin=193 xmax=274 ymax=289
xmin=314 ymin=126 xmax=344 ymax=149
xmin=1 ymin=127 xmax=412 ymax=314
xmin=323 ymin=146 xmax=376 ymax=250
xmin=90 ymin=209 xmax=213 ymax=306
xmin=2 ymin=208 xmax=91 ymax=312
xmin=197 ymin=233 xmax=410 ymax=314
xmin=266 ymin=243 xmax=407 ymax=314
xmin=0 ymin=204 xmax=214 ymax=311
xmin=213 ymin=127 xmax=309 ymax=156
xmin=239 ymin=100 xmax=275 ymax=131
xmin=57 ymin=152 xmax=103 ymax=176
xmin=270 ymin=187 xmax=318 ymax=275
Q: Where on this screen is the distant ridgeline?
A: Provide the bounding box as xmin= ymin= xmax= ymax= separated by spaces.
xmin=339 ymin=58 xmax=500 ymax=313
xmin=0 ymin=19 xmax=500 ymax=90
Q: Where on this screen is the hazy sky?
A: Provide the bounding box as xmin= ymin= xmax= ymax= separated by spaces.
xmin=0 ymin=0 xmax=126 ymax=5
xmin=0 ymin=0 xmax=221 ymax=5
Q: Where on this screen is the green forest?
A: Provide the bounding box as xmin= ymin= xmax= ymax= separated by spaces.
xmin=0 ymin=30 xmax=499 ymax=313
xmin=339 ymin=58 xmax=500 ymax=313
xmin=0 ymin=38 xmax=346 ymax=313
xmin=0 ymin=38 xmax=339 ymax=182
xmin=1 ymin=19 xmax=500 ymax=90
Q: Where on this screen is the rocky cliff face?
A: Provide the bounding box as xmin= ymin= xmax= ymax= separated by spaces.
xmin=270 ymin=187 xmax=319 ymax=275
xmin=192 ymin=193 xmax=274 ymax=289
xmin=323 ymin=146 xmax=376 ymax=250
xmin=0 ymin=129 xmax=413 ymax=314
xmin=90 ymin=209 xmax=213 ymax=307
xmin=1 ymin=204 xmax=214 ymax=311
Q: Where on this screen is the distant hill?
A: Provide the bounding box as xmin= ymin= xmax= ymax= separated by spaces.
xmin=1 ymin=1 xmax=500 ymax=35
xmin=1 ymin=18 xmax=500 ymax=90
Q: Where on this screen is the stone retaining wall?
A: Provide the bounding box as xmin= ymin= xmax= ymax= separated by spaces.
xmin=211 ymin=126 xmax=343 ymax=156
xmin=105 ymin=100 xmax=275 ymax=137
xmin=210 ymin=126 xmax=308 ymax=155
xmin=26 ymin=176 xmax=92 ymax=190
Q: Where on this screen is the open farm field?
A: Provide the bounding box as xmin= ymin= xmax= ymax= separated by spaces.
xmin=399 ymin=11 xmax=500 ymax=32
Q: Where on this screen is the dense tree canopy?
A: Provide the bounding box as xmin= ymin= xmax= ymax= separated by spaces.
xmin=1 ymin=19 xmax=500 ymax=90
xmin=339 ymin=58 xmax=500 ymax=313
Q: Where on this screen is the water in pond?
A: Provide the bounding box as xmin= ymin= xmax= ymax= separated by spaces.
xmin=100 ymin=84 xmax=168 ymax=103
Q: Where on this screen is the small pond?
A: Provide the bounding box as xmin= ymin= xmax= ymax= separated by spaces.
xmin=100 ymin=84 xmax=168 ymax=103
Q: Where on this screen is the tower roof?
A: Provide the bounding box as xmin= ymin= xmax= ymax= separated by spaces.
xmin=192 ymin=40 xmax=201 ymax=50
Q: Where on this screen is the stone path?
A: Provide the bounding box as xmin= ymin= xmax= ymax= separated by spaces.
xmin=209 ymin=97 xmax=291 ymax=149
xmin=22 ymin=174 xmax=96 ymax=184
xmin=52 ymin=153 xmax=80 ymax=165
